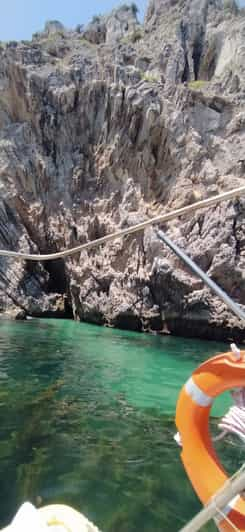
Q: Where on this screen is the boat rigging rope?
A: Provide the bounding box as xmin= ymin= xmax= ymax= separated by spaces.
xmin=0 ymin=185 xmax=244 ymax=261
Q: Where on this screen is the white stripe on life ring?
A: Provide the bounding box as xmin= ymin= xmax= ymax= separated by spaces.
xmin=215 ymin=495 xmax=240 ymax=522
xmin=185 ymin=377 xmax=213 ymax=407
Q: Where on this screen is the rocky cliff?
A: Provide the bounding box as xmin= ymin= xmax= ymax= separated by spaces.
xmin=0 ymin=0 xmax=244 ymax=341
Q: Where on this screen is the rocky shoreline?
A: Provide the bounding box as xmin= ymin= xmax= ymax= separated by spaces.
xmin=0 ymin=0 xmax=244 ymax=342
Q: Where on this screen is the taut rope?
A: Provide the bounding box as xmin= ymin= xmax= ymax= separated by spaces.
xmin=0 ymin=185 xmax=244 ymax=261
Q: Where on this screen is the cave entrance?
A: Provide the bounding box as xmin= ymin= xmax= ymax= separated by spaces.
xmin=192 ymin=32 xmax=204 ymax=81
xmin=44 ymin=259 xmax=73 ymax=318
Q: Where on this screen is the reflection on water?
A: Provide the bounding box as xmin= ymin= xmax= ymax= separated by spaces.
xmin=0 ymin=319 xmax=242 ymax=531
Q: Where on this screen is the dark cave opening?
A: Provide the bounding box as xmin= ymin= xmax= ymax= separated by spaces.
xmin=180 ymin=20 xmax=190 ymax=83
xmin=181 ymin=56 xmax=190 ymax=83
xmin=64 ymin=296 xmax=74 ymax=319
xmin=45 ymin=259 xmax=67 ymax=294
xmin=192 ymin=34 xmax=204 ymax=80
xmin=44 ymin=259 xmax=73 ymax=318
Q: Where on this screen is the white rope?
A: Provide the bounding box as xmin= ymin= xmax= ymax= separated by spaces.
xmin=0 ymin=185 xmax=244 ymax=261
xmin=214 ymin=345 xmax=245 ymax=444
xmin=212 ymin=429 xmax=229 ymax=442
xmin=218 ymin=403 xmax=245 ymax=443
xmin=213 ymin=394 xmax=245 ymax=443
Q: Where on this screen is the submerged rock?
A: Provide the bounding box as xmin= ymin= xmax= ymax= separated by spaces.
xmin=0 ymin=0 xmax=244 ymax=341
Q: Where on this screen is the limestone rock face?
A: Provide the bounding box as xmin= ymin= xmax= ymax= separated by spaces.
xmin=0 ymin=1 xmax=244 ymax=340
xmin=82 ymin=5 xmax=140 ymax=45
xmin=105 ymin=5 xmax=140 ymax=43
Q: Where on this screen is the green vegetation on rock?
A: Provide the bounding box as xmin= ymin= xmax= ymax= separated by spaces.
xmin=188 ymin=80 xmax=208 ymax=90
xmin=141 ymin=72 xmax=160 ymax=83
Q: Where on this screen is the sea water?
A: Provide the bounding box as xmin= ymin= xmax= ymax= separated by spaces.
xmin=0 ymin=319 xmax=242 ymax=531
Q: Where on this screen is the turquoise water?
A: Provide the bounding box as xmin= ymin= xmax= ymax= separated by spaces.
xmin=0 ymin=319 xmax=243 ymax=531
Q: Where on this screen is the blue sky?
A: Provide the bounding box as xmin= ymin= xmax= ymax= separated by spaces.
xmin=0 ymin=0 xmax=244 ymax=42
xmin=0 ymin=0 xmax=149 ymax=42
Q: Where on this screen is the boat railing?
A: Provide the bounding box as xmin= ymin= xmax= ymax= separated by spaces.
xmin=179 ymin=465 xmax=245 ymax=532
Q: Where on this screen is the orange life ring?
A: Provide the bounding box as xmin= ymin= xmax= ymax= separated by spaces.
xmin=175 ymin=350 xmax=245 ymax=532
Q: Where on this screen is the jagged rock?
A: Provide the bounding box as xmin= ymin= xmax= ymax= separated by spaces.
xmin=105 ymin=4 xmax=140 ymax=43
xmin=0 ymin=0 xmax=244 ymax=341
xmin=82 ymin=4 xmax=140 ymax=45
xmin=82 ymin=17 xmax=107 ymax=45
